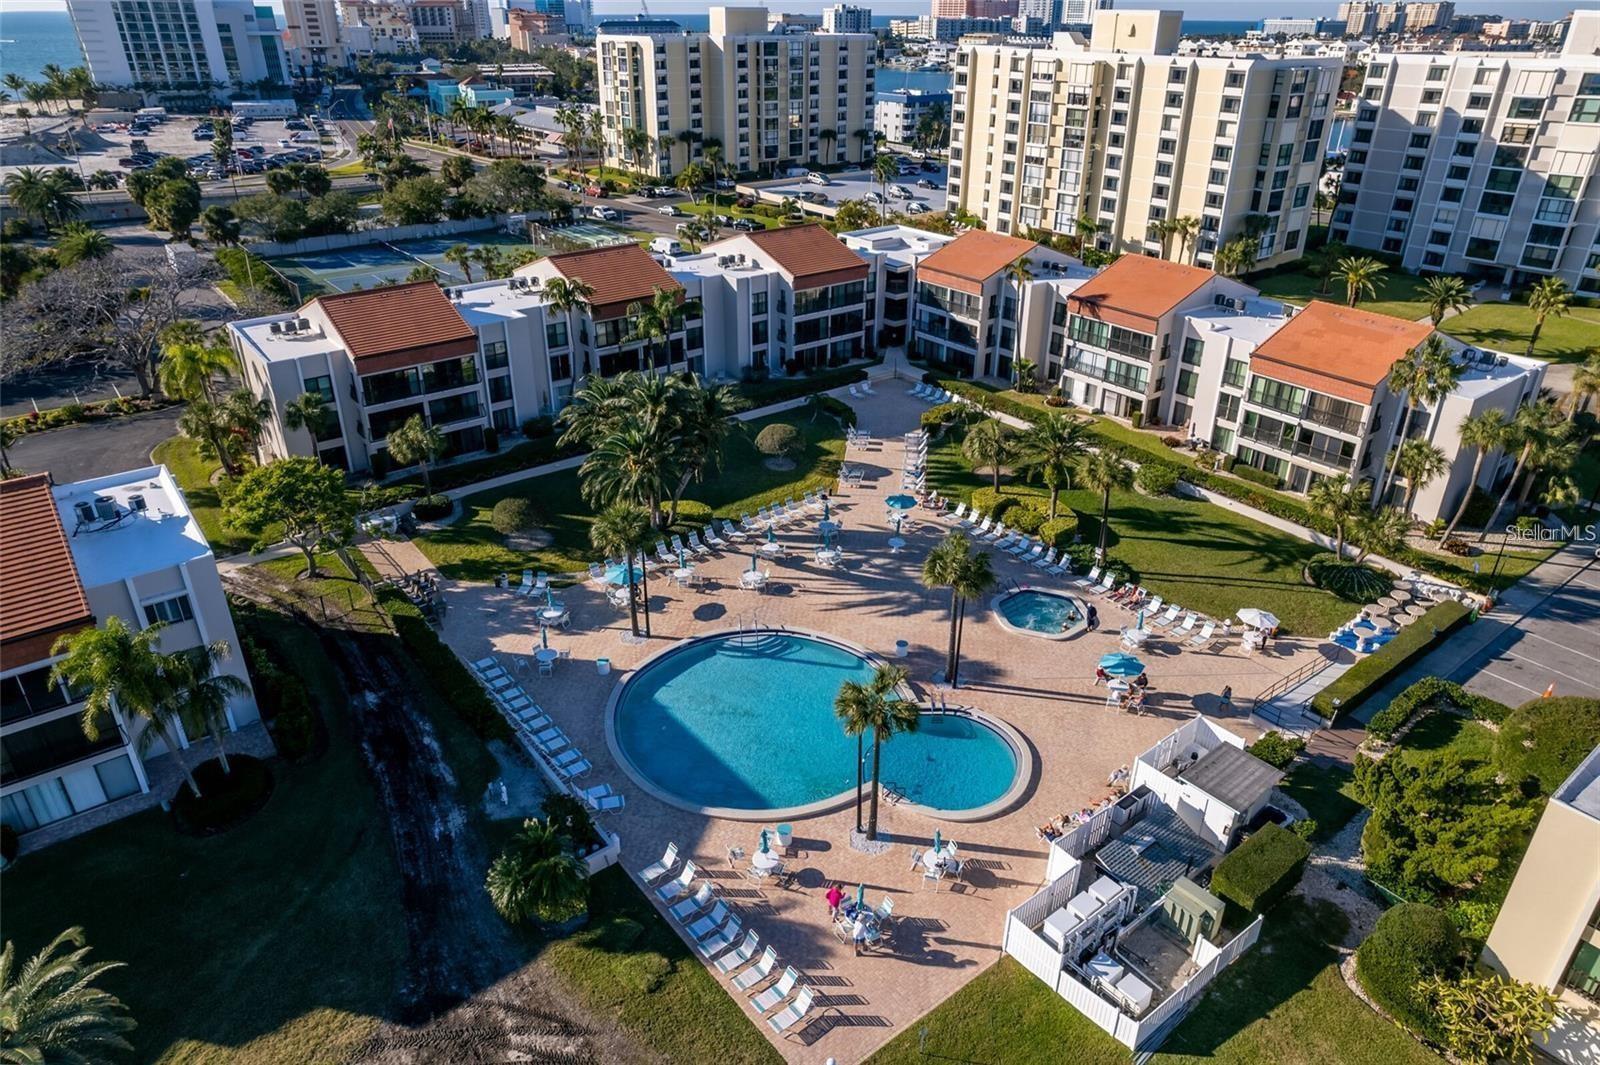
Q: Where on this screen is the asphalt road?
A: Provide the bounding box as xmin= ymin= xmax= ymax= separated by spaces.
xmin=7 ymin=407 xmax=182 ymax=483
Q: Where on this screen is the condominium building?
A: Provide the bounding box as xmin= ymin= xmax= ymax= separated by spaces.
xmin=284 ymin=0 xmax=347 ymax=74
xmin=935 ymin=0 xmax=1019 ymax=17
xmin=596 ymin=6 xmax=875 ymax=179
xmin=340 ymin=0 xmax=419 ymax=55
xmin=66 ymin=0 xmax=289 ymax=99
xmin=768 ymin=12 xmax=823 ymax=33
xmin=1331 ymin=13 xmax=1600 ymax=295
xmin=410 ymin=0 xmax=473 ymax=44
xmin=1 ymin=468 xmax=260 ymax=842
xmin=947 ymin=10 xmax=1340 ymax=269
xmin=1260 ymin=17 xmax=1324 ymax=37
xmin=1481 ymin=745 xmax=1600 ymax=1065
xmin=823 ymin=4 xmax=873 ymax=35
xmin=874 ymin=88 xmax=953 ymax=145
xmin=840 ymin=224 xmax=956 ymax=347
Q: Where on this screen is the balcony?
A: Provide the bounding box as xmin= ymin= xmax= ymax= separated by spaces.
xmin=1068 ymin=357 xmax=1146 ymax=393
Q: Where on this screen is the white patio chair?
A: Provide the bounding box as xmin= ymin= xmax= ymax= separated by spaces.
xmin=669 ymin=881 xmax=716 ymax=922
xmin=1069 ymin=565 xmax=1101 ymax=591
xmin=1187 ymin=621 xmax=1218 ymax=650
xmin=731 ymin=947 xmax=778 ymax=991
xmin=1149 ymin=604 xmax=1182 ymax=629
xmin=1172 ymin=613 xmax=1200 ymax=638
xmin=714 ymin=931 xmax=761 ymax=975
xmin=655 ymin=862 xmax=698 ymax=905
xmin=703 ymin=525 xmax=726 ymax=549
xmin=1033 ymin=547 xmax=1058 ymax=569
xmin=516 ymin=570 xmax=534 ymax=596
xmin=637 ymin=843 xmax=678 ymax=884
xmin=1091 ymin=572 xmax=1115 ymax=596
xmin=695 ymin=915 xmax=743 ymax=958
xmin=686 ymin=900 xmax=731 ymax=941
xmin=768 ymin=988 xmax=815 ymax=1038
xmin=750 ymin=967 xmax=800 ymax=1013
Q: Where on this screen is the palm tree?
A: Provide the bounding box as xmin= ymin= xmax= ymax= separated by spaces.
xmin=158 ymin=321 xmax=233 ymax=402
xmin=1378 ymin=335 xmax=1460 ymax=504
xmin=50 ymin=617 xmax=204 ymax=798
xmin=1422 ymin=274 xmax=1473 ymax=326
xmin=1074 ymin=213 xmax=1099 ymax=254
xmin=178 ymin=399 xmax=247 ymax=476
xmin=1305 ymin=242 xmax=1346 ymax=294
xmin=818 ymin=127 xmax=838 ymax=163
xmin=701 ymin=142 xmax=725 ymax=202
xmin=1018 ymin=413 xmax=1091 ymax=519
xmin=1170 ymin=215 xmax=1201 ymax=264
xmin=542 ymin=275 xmax=595 ymax=379
xmin=162 ymin=642 xmax=249 ymax=774
xmin=962 ymin=420 xmax=1011 ymax=491
xmin=665 ymin=378 xmax=739 ymax=524
xmin=624 ymin=287 xmax=676 ymax=372
xmin=53 ymin=221 xmax=113 ymax=266
xmin=1074 ymin=451 xmax=1134 ymax=559
xmin=590 ymin=500 xmax=651 ymax=638
xmin=220 ymin=390 xmax=269 ymax=458
xmin=443 ymin=243 xmax=474 ymax=283
xmin=386 ymin=415 xmax=444 ymax=496
xmin=283 ymin=391 xmax=334 ymax=455
xmin=1307 ymin=473 xmax=1371 ymax=558
xmin=920 ymin=532 xmax=995 ymax=687
xmin=1523 ymin=277 xmax=1572 ymax=358
xmin=485 ymin=817 xmax=588 ymax=924
xmin=675 ymin=162 xmax=707 ymax=206
xmin=1394 ymin=438 xmax=1448 ymax=515
xmin=580 ymin=424 xmax=675 ymax=530
xmin=1568 ymin=349 xmax=1600 ymax=421
xmin=872 ymin=153 xmax=899 ymax=221
xmin=1338 ymin=255 xmax=1387 ymax=307
xmin=1351 ymin=506 xmax=1413 ymax=564
xmin=4 ymin=167 xmax=79 ymax=229
xmin=1439 ymin=408 xmax=1510 ymax=543
xmin=1212 ymin=237 xmax=1255 ymax=278
xmin=833 ymin=664 xmax=915 ymax=841
xmin=1313 ymin=188 xmax=1335 ymax=227
xmin=0 ymin=927 xmax=135 ymax=1064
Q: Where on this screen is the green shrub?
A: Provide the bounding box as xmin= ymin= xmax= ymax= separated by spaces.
xmin=1232 ymin=464 xmax=1281 ymax=489
xmin=1367 ymin=677 xmax=1511 ymax=742
xmin=1494 ymin=696 xmax=1600 ymax=795
xmin=1291 ymin=819 xmax=1318 ymax=841
xmin=1356 ymin=902 xmax=1462 ymax=1042
xmin=1312 ymin=600 xmax=1473 ymax=720
xmin=1009 ymin=507 xmax=1044 ymax=534
xmin=376 ymin=588 xmax=511 ymax=741
xmin=1134 ymin=463 xmax=1179 ymax=496
xmin=921 ymin=402 xmax=967 ymax=431
xmin=1210 ymin=824 xmax=1310 ymax=916
xmin=1039 ymin=514 xmax=1080 ymax=550
xmin=1307 ymin=553 xmax=1391 ymax=602
xmin=522 ymin=416 xmax=554 ymax=439
xmin=241 ymin=628 xmax=320 ymax=760
xmin=1248 ymin=730 xmax=1306 ymax=769
xmin=736 ymin=365 xmax=867 ymax=408
xmin=412 ymin=494 xmax=453 ymax=521
xmin=1128 ymin=410 xmax=1142 ymax=429
xmin=216 ymin=245 xmax=294 ymax=303
xmin=1445 ymin=899 xmax=1498 ymax=942
xmin=1061 ymin=543 xmax=1132 ymax=583
xmin=754 ymin=422 xmax=802 ymax=458
xmin=490 ymin=496 xmax=540 ymax=536
xmin=670 ymin=499 xmax=713 ymax=529
xmin=970 ymin=487 xmax=1018 ymax=522
xmin=813 ymin=394 xmax=857 ymax=428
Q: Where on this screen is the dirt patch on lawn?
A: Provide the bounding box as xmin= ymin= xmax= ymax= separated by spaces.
xmin=762 ymin=457 xmax=796 ymax=471
xmin=505 ymin=527 xmax=555 ymax=553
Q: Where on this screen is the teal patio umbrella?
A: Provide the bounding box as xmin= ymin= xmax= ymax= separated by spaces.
xmin=759 ymin=828 xmax=769 ymax=854
xmin=1099 ymin=652 xmax=1145 ymax=677
xmin=855 ymin=883 xmax=866 ymax=910
xmin=540 ymin=625 xmax=549 ymax=650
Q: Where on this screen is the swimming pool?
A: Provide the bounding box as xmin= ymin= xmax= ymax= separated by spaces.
xmin=607 ymin=631 xmax=1024 ymax=819
xmin=993 ymin=587 xmax=1088 ymax=640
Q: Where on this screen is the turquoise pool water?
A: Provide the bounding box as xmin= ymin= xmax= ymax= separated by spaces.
xmin=613 ymin=633 xmax=1018 ymax=813
xmin=998 ymin=590 xmax=1085 ymax=635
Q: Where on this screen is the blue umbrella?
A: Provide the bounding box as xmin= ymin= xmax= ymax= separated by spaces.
xmin=1099 ymin=652 xmax=1145 ymax=677
xmin=541 ymin=625 xmax=549 ymax=650
xmin=933 ymin=829 xmax=942 ymax=854
xmin=886 ymin=494 xmax=917 ymax=511
xmin=759 ymin=828 xmax=769 ymax=854
xmin=606 ymin=563 xmax=642 ymax=586
xmin=767 ymin=525 xmax=776 ymax=543
xmin=677 ymin=547 xmax=686 ymax=568
xmin=1136 ymin=609 xmax=1144 ymax=630
xmin=823 ymin=500 xmax=830 ymax=521
xmin=856 ymin=883 xmax=866 ymax=909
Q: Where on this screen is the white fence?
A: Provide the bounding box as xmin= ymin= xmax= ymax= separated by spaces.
xmin=1131 ymin=916 xmax=1263 ymax=1052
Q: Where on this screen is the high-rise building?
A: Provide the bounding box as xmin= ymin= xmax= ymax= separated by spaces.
xmin=1333 ymin=11 xmax=1600 ymax=295
xmin=66 ymin=0 xmax=289 ymax=99
xmin=340 ymin=0 xmax=419 ymax=54
xmin=768 ymin=12 xmax=823 ymax=32
xmin=596 ymin=6 xmax=875 ymax=179
xmin=562 ymin=0 xmax=592 ymax=33
xmin=1261 ymin=17 xmax=1324 ymax=37
xmin=947 ymin=10 xmax=1338 ymax=269
xmin=284 ymin=0 xmax=346 ymax=74
xmin=1059 ymin=0 xmax=1113 ymax=27
xmin=875 ymin=87 xmax=952 ymax=145
xmin=410 ymin=0 xmax=473 ymax=43
xmin=507 ymin=7 xmax=566 ymax=48
xmin=823 ymin=4 xmax=873 ymax=35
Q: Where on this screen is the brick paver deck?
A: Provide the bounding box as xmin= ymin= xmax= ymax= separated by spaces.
xmin=434 ymin=386 xmax=1318 ymax=1063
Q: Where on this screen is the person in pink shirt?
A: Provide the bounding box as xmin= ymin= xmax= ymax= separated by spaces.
xmin=825 ymin=882 xmax=845 ymax=919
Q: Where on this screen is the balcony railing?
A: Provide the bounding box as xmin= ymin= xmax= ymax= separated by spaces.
xmin=1240 ymin=421 xmax=1353 ymax=468
xmin=1069 ymin=357 xmax=1147 ymax=392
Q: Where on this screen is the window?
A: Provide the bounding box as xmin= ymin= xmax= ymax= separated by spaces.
xmin=1213 ymin=145 xmax=1232 ymax=162
xmin=1222 ymin=358 xmax=1247 ymax=389
xmin=752 ymin=290 xmax=767 ymax=316
xmin=1508 ymin=97 xmax=1544 ymax=119
xmin=1217 ymin=392 xmax=1241 ymax=422
xmin=144 ymin=594 xmax=194 ymax=626
xmin=303 ymin=374 xmax=333 ymax=403
xmin=1176 ymin=369 xmax=1198 ymax=398
xmin=751 ymin=319 xmax=767 ymax=345
xmin=545 ymin=320 xmax=568 ymax=348
xmin=1465 ymin=237 xmax=1500 ymax=260
xmin=1181 ymin=336 xmax=1203 ymax=365
xmin=481 ymin=340 xmax=507 ymax=369
xmin=1 ymin=667 xmax=73 ymax=725
xmin=1478 ymin=191 xmax=1515 ymax=216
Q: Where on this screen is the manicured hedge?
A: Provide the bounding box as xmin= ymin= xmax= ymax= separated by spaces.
xmin=1040 ymin=514 xmax=1080 ymax=550
xmin=1247 ymin=730 xmax=1306 ymax=770
xmin=1134 ymin=463 xmax=1179 ymax=496
xmin=921 ymin=402 xmax=967 ymax=430
xmin=1355 ymin=902 xmax=1462 ymax=1042
xmin=813 ymin=394 xmax=858 ymax=428
xmin=1310 ymin=600 xmax=1472 ymax=720
xmin=376 ymin=588 xmax=512 ymax=742
xmin=1232 ymin=463 xmax=1282 ymax=489
xmin=1366 ymin=676 xmax=1512 ymax=742
xmin=734 ymin=365 xmax=867 ymax=409
xmin=1494 ymin=696 xmax=1600 ymax=795
xmin=1210 ymin=823 xmax=1310 ymax=916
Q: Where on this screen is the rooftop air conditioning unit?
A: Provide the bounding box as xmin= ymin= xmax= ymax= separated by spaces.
xmin=93 ymin=496 xmax=117 ymax=521
xmin=128 ymin=494 xmax=147 ymax=512
xmin=270 ymin=322 xmax=284 ymax=334
xmin=74 ymin=501 xmax=97 ymax=526
xmin=295 ymin=318 xmax=311 ymax=331
xmin=1495 ymin=355 xmax=1507 ymax=366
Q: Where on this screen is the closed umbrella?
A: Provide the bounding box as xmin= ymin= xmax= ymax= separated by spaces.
xmin=767 ymin=525 xmax=776 ymax=544
xmin=856 ymin=883 xmax=866 ymax=910
xmin=823 ymin=500 xmax=830 ymax=521
xmin=1098 ymin=652 xmax=1145 ymax=677
xmin=545 ymin=586 xmax=555 ymax=608
xmin=677 ymin=547 xmax=686 ymax=568
xmin=1237 ymin=608 xmax=1280 ymax=630
xmin=750 ymin=553 xmax=758 ymax=572
xmin=541 ymin=625 xmax=549 ymax=650
xmin=933 ymin=829 xmax=942 ymax=854
xmin=1136 ymin=609 xmax=1145 ymax=630
xmin=759 ymin=828 xmax=769 ymax=854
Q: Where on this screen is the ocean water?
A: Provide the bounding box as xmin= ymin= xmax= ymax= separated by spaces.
xmin=0 ymin=10 xmax=85 ymax=87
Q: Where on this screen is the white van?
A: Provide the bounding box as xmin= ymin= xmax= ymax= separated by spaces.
xmin=649 ymin=237 xmax=684 ymax=256
xmin=805 ymin=171 xmax=830 ymax=185
xmin=590 ymin=205 xmax=620 ymax=221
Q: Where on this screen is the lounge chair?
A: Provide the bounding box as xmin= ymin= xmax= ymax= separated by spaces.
xmin=637 ymin=842 xmax=678 ymax=884
xmin=655 ymin=862 xmax=698 ymax=904
xmin=694 ymin=529 xmax=718 ymax=553
xmin=471 ymin=655 xmax=500 ymax=674
xmin=750 ymin=967 xmax=800 ymax=1012
xmin=983 ymin=521 xmax=1008 ymax=543
xmin=862 ymin=380 xmax=877 ymax=395
xmin=874 ymin=895 xmax=896 ymax=925
xmin=589 ymin=793 xmax=625 ymax=811
xmin=514 ymin=570 xmax=534 ymax=596
xmin=1046 ymin=553 xmax=1071 ymax=577
xmin=714 ymin=932 xmax=761 ymax=975
xmin=909 ymin=382 xmax=930 ymax=398
xmin=1186 ymin=621 xmax=1218 ymax=650
xmin=1069 ymin=566 xmax=1101 ymax=591
xmin=731 ymin=947 xmax=779 ymax=991
xmin=554 ymin=758 xmax=591 ymax=780
xmin=1033 ymin=547 xmax=1058 ymax=569
xmin=848 ymin=385 xmax=862 ymax=398
xmin=549 ymin=749 xmax=585 ymax=770
xmin=696 ymin=916 xmax=742 ymax=958
xmin=669 ymin=534 xmax=688 ymax=557
xmin=990 ymin=531 xmax=1017 ymax=554
xmin=686 ymin=900 xmax=731 ymax=940
xmin=1010 ymin=537 xmax=1037 ymax=558
xmin=669 ymin=882 xmax=715 ymax=923
xmin=1091 ymin=572 xmax=1115 ymax=596
xmin=723 ymin=518 xmax=748 ymax=542
xmin=1172 ymin=613 xmax=1199 ymax=639
xmin=767 ymin=988 xmax=815 ymax=1038
xmin=1149 ymin=604 xmax=1182 ymax=630
xmin=948 ymin=501 xmax=968 ymax=522
xmin=656 ymin=541 xmax=673 ymax=564
xmin=1142 ymin=595 xmax=1164 ymax=616
xmin=741 ymin=513 xmax=759 ymax=532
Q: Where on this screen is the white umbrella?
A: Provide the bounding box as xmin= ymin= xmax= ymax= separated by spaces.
xmin=1236 ymin=608 xmax=1280 ymax=630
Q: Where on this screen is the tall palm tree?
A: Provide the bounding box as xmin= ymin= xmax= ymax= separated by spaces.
xmin=1313 ymin=189 xmax=1335 ymax=227
xmin=1018 ymin=413 xmax=1091 ymax=519
xmin=590 ymin=500 xmax=651 ymax=638
xmin=1306 ymin=473 xmax=1371 ymax=558
xmin=921 ymin=532 xmax=997 ymax=687
xmin=817 ymin=127 xmax=838 ymax=163
xmin=1074 ymin=451 xmax=1134 ymax=559
xmin=962 ymin=420 xmax=1011 ymax=491
xmin=177 ymin=399 xmax=246 ymax=477
xmin=162 ymin=642 xmax=250 ymax=774
xmin=1378 ymin=335 xmax=1460 ymax=504
xmin=580 ymin=424 xmax=675 ymax=530
xmin=283 ymin=391 xmax=333 ymax=455
xmin=1422 ymin=274 xmax=1473 ymax=326
xmin=1005 ymin=255 xmax=1033 ymax=374
xmin=219 ymin=390 xmax=269 ymax=459
xmin=1170 ymin=215 xmax=1201 ymax=264
xmin=50 ymin=617 xmax=204 ymax=798
xmin=1439 ymin=408 xmax=1510 ymax=543
xmin=485 ymin=817 xmax=588 ymax=924
xmin=664 ymin=378 xmax=739 ymax=524
xmin=872 ymin=153 xmax=899 ymax=221
xmin=701 ymin=142 xmax=725 ymax=202
xmin=1338 ymin=255 xmax=1387 ymax=307
xmin=1567 ymin=349 xmax=1600 ymax=421
xmin=832 ymin=664 xmax=915 ymax=841
xmin=1305 ymin=242 xmax=1346 ymax=295
xmin=1074 ymin=213 xmax=1099 ymax=255
xmin=542 ymin=276 xmax=594 ymax=379
xmin=0 ymin=927 xmax=135 ymax=1063
xmin=158 ymin=321 xmax=233 ymax=402
xmin=444 ymin=243 xmax=474 ymax=283
xmin=1394 ymin=438 xmax=1449 ymax=515
xmin=624 ymin=286 xmax=678 ymax=372
xmin=1523 ymin=277 xmax=1572 ymax=358
xmin=386 ymin=414 xmax=444 ymax=496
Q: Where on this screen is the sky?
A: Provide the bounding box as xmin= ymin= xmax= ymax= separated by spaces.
xmin=0 ymin=0 xmax=1586 ymax=18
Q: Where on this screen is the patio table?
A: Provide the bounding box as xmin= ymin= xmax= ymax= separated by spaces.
xmin=538 ymin=607 xmax=569 ymax=627
xmin=887 ymin=537 xmax=906 ymax=553
xmin=759 ymin=542 xmax=785 ymax=558
xmin=1119 ymin=628 xmax=1150 ymax=647
xmin=1391 ymin=589 xmax=1413 ymax=603
xmin=672 ymin=567 xmax=696 ymax=585
xmin=752 ymin=851 xmax=782 ymax=872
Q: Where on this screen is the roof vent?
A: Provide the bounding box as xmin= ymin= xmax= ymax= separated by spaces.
xmin=93 ymin=496 xmax=117 ymax=521
xmin=128 ymin=494 xmax=147 ymax=512
xmin=74 ymin=500 xmax=97 ymax=525
xmin=270 ymin=321 xmax=284 ymax=334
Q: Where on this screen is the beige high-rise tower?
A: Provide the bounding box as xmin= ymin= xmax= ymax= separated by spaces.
xmin=946 ymin=9 xmax=1340 ymax=270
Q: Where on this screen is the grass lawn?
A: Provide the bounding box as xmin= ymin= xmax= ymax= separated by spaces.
xmin=1442 ymin=303 xmax=1600 ymax=364
xmin=0 ymin=608 xmax=407 ymax=1065
xmin=250 ymin=551 xmax=391 ymax=633
xmin=1396 ymin=711 xmax=1495 ymax=764
xmin=1278 ymin=761 xmax=1363 ymax=843
xmin=541 ymin=867 xmax=783 ymax=1065
xmin=416 ymin=411 xmax=844 ymax=581
xmin=151 ymin=436 xmax=260 ymax=556
xmin=1253 ymin=269 xmax=1434 ymax=322
xmin=927 ymin=432 xmax=1357 ymax=635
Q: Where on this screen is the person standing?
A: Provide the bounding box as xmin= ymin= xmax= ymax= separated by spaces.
xmin=826 ymin=882 xmax=844 ymax=919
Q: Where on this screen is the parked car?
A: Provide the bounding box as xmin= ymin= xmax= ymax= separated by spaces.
xmin=714 ymin=178 xmax=735 ymax=189
xmin=584 ymin=184 xmax=606 ymax=197
xmin=651 ymin=185 xmax=676 ymax=197
xmin=801 ymin=190 xmax=829 ymax=204
xmin=734 ymin=194 xmax=756 ymax=208
xmin=889 ymin=185 xmax=912 ymax=199
xmin=192 ymin=128 xmax=214 ymax=141
xmin=657 ymin=204 xmax=683 ymax=216
xmin=921 ymin=159 xmax=940 ymax=172
xmin=804 ymin=171 xmax=830 ymax=185
xmin=905 ymin=201 xmax=930 ymax=214
xmin=731 ymin=217 xmax=761 ymax=231
xmin=590 ymin=205 xmax=620 ymax=221
xmin=94 ymin=123 xmax=120 ymax=133
xmin=916 ymin=178 xmax=940 ymax=189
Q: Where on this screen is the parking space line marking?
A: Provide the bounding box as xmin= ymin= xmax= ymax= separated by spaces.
xmin=1488 ymin=652 xmax=1595 ymax=692
xmin=1514 ymin=629 xmax=1600 ymax=663
xmin=1474 ymin=669 xmax=1540 ymax=696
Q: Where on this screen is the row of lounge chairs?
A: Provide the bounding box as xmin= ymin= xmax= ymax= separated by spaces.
xmin=638 ymin=844 xmax=817 ymax=1039
xmin=469 ymin=655 xmax=624 ymax=810
xmin=846 ymin=381 xmax=880 ymax=399
xmin=908 ymin=382 xmax=959 ymax=404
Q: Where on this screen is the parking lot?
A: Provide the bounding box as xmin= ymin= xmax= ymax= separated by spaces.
xmin=751 ymin=158 xmax=949 ymax=220
xmin=43 ymin=113 xmax=339 ymax=184
xmin=1458 ymin=544 xmax=1600 ymax=705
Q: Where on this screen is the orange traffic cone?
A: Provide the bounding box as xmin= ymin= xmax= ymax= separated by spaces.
xmin=1542 ymin=683 xmax=1557 ymax=699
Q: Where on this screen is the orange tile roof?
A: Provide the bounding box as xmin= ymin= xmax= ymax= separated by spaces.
xmin=1067 ymin=254 xmax=1216 ymax=331
xmin=314 ymin=281 xmax=478 ymax=373
xmin=1252 ymin=300 xmax=1436 ymax=404
xmin=547 ymin=243 xmax=683 ymax=321
xmin=0 ymin=474 xmax=94 ymax=662
xmin=916 ymin=231 xmax=1038 ymax=295
xmin=730 ymin=224 xmax=869 ymax=287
